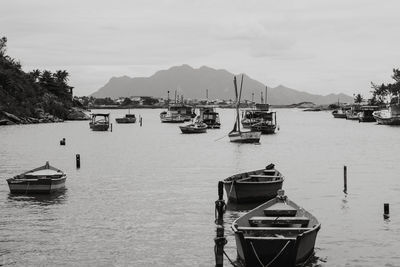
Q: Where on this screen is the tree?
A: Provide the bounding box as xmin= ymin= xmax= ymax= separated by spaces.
xmin=354 ymin=93 xmax=363 ymax=104
xmin=0 ymin=36 xmax=7 ymax=55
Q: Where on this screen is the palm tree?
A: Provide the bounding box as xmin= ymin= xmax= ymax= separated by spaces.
xmin=354 ymin=93 xmax=363 ymax=104
xmin=54 ymin=70 xmax=69 ymax=85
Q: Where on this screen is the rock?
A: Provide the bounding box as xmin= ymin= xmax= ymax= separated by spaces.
xmin=67 ymin=108 xmax=90 ymax=120
xmin=1 ymin=111 xmax=22 ymax=124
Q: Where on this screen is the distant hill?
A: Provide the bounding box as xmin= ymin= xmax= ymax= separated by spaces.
xmin=91 ymin=64 xmax=354 ymax=105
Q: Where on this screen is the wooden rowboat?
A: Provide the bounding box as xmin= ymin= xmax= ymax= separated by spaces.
xmin=223 ymin=164 xmax=284 ymax=203
xmin=232 ymin=190 xmax=321 ymax=267
xmin=7 ymin=162 xmax=67 ymax=194
xmin=179 ymin=122 xmax=208 ymax=134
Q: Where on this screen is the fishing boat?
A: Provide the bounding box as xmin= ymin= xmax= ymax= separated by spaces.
xmin=7 ymin=162 xmax=67 ymax=194
xmin=332 ymin=109 xmax=347 ymax=118
xmin=198 ymin=106 xmax=221 ymax=128
xmin=115 ymin=111 xmax=136 ymax=123
xmin=160 ymin=110 xmax=185 ymax=123
xmin=179 ymin=121 xmax=208 ymax=134
xmin=373 ymin=104 xmax=400 ymax=125
xmin=248 ymin=104 xmax=277 ymax=134
xmin=223 ymin=164 xmax=284 ymax=203
xmin=232 ymin=189 xmax=321 ymax=267
xmin=358 ymin=106 xmax=379 ymax=122
xmin=345 ymin=105 xmax=362 ymax=120
xmin=229 ymin=75 xmax=261 ymax=143
xmin=160 ymin=104 xmax=195 ymax=122
xmin=89 ymin=113 xmax=110 ymax=131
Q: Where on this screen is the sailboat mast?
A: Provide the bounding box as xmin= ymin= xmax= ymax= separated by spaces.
xmin=237 ymin=75 xmax=244 ymax=133
xmin=265 ymin=86 xmax=268 ymax=104
xmin=233 ymin=76 xmax=239 ymax=132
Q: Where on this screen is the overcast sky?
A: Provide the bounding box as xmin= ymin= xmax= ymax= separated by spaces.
xmin=2 ymin=0 xmax=400 ymax=96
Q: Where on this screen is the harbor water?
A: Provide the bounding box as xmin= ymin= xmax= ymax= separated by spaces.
xmin=1 ymin=108 xmax=399 ymax=266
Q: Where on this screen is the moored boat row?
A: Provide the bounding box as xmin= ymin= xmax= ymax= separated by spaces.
xmin=219 ymin=164 xmax=320 ymax=267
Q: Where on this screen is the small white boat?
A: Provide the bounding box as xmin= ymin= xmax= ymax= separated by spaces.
xmin=179 ymin=121 xmax=208 ymax=133
xmin=7 ymin=162 xmax=67 ymax=194
xmin=373 ymin=104 xmax=400 ymax=125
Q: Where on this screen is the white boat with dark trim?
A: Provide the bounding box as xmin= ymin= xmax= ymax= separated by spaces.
xmin=373 ymin=104 xmax=400 ymax=125
xmin=7 ymin=162 xmax=67 ymax=194
xmin=232 ymin=190 xmax=320 ymax=267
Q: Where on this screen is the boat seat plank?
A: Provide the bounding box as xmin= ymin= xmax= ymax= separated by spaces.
xmin=264 ymin=203 xmax=297 ymax=217
xmin=249 ymin=174 xmax=281 ymax=179
xmin=249 ymin=216 xmax=310 ymax=227
xmin=237 ymin=227 xmax=312 ymax=234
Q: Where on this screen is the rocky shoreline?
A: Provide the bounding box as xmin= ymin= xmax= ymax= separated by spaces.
xmin=0 ymin=108 xmax=90 ymax=125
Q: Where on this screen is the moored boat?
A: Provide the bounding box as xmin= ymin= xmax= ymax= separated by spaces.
xmin=373 ymin=104 xmax=400 ymax=125
xmin=358 ymin=106 xmax=379 ymax=122
xmin=160 ymin=110 xmax=185 ymax=123
xmin=115 ymin=113 xmax=136 ymax=123
xmin=232 ymin=190 xmax=321 ymax=267
xmin=7 ymin=162 xmax=67 ymax=194
xmin=223 ymin=164 xmax=284 ymax=203
xmin=198 ymin=106 xmax=221 ymax=129
xmin=229 ymin=75 xmax=261 ymax=143
xmin=332 ymin=109 xmax=347 ymax=118
xmin=179 ymin=121 xmax=208 ymax=133
xmin=345 ymin=105 xmax=362 ymax=120
xmin=89 ymin=113 xmax=110 ymax=131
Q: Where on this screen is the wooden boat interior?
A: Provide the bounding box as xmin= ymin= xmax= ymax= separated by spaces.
xmin=225 ymin=168 xmax=283 ymax=183
xmin=234 ymin=195 xmax=320 ymax=239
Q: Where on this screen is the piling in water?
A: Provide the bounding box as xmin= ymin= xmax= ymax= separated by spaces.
xmin=384 ymin=203 xmax=390 ymax=219
xmin=214 ymin=181 xmax=226 ymax=267
xmin=76 ymin=154 xmax=80 ymax=169
xmin=343 ymin=165 xmax=347 ymax=193
xmin=110 ymin=123 xmax=113 ymax=132
xmin=60 ymin=138 xmax=66 ymax=146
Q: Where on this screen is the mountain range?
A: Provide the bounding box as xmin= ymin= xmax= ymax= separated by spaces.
xmin=91 ymin=65 xmax=353 ymax=105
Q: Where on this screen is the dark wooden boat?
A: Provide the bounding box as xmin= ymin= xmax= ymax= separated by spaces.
xmin=7 ymin=162 xmax=67 ymax=194
xmin=223 ymin=164 xmax=283 ymax=203
xmin=179 ymin=122 xmax=207 ymax=133
xmin=198 ymin=106 xmax=221 ymax=128
xmin=232 ymin=190 xmax=321 ymax=267
xmin=115 ymin=113 xmax=136 ymax=123
xmin=358 ymin=106 xmax=379 ymax=122
xmin=229 ymin=75 xmax=261 ymax=143
xmin=89 ymin=113 xmax=110 ymax=131
xmin=160 ymin=111 xmax=185 ymax=123
xmin=243 ymin=104 xmax=277 ymax=134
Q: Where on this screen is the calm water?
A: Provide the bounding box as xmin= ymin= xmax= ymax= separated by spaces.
xmin=1 ymin=108 xmax=400 ymax=266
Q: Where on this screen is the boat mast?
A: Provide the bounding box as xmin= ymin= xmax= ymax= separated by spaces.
xmin=265 ymin=86 xmax=268 ymax=104
xmin=237 ymin=75 xmax=244 ymax=133
xmin=233 ymin=76 xmax=239 ymax=132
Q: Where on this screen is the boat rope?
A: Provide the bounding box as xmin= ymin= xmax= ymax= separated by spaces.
xmin=250 ymin=240 xmax=291 ymax=267
xmin=222 ymin=249 xmax=241 ymax=267
xmin=229 ymin=181 xmax=234 ymax=196
xmin=214 ymin=134 xmax=228 ymax=142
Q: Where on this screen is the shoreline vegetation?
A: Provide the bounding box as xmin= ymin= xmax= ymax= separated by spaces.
xmin=0 ymin=36 xmax=88 ymax=126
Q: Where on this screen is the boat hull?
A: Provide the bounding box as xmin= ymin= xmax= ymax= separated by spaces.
xmin=332 ymin=113 xmax=346 ymax=118
xmin=115 ymin=118 xmax=136 ymax=123
xmin=232 ymin=196 xmax=320 ymax=267
xmin=229 ymin=131 xmax=261 ymax=143
xmin=250 ymin=124 xmax=276 ymax=134
xmin=234 ymin=225 xmax=320 ymax=267
xmin=373 ymin=116 xmax=400 ymax=125
xmin=7 ymin=177 xmax=66 ymax=194
xmin=224 ymin=180 xmax=283 ymax=203
xmin=91 ymin=124 xmax=110 ymax=131
xmin=179 ymin=127 xmax=207 ymax=134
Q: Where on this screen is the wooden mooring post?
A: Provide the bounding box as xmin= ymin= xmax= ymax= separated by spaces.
xmin=60 ymin=138 xmax=66 ymax=145
xmin=214 ymin=181 xmax=227 ymax=267
xmin=384 ymin=203 xmax=390 ymax=219
xmin=139 ymin=116 xmax=143 ymax=127
xmin=343 ymin=165 xmax=347 ymax=194
xmin=110 ymin=123 xmax=113 ymax=132
xmin=76 ymin=154 xmax=80 ymax=169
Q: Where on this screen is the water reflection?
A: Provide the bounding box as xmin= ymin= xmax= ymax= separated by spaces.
xmin=7 ymin=189 xmax=68 ymax=206
xmin=226 ymin=201 xmax=260 ymax=212
xmin=340 ymin=195 xmax=349 ymax=212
